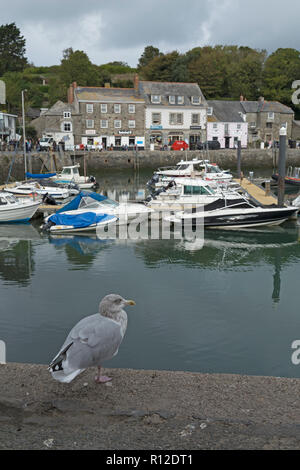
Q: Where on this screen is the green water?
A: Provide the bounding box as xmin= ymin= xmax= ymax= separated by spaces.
xmin=0 ymin=168 xmax=300 ymax=378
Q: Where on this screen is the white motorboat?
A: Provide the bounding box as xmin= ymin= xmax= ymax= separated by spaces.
xmin=51 ymin=164 xmax=97 ymax=189
xmin=0 ymin=191 xmax=41 ymax=223
xmin=42 ymin=211 xmax=118 ymax=234
xmin=43 ymin=191 xmax=153 ymax=226
xmin=4 ymin=181 xmax=70 ymax=200
xmin=151 ymin=159 xmax=233 ymax=187
xmin=165 ymin=196 xmax=299 ymax=230
xmin=145 ymin=178 xmax=243 ymax=212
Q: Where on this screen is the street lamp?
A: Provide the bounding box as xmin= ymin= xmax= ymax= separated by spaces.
xmin=21 ymin=89 xmax=27 ymax=179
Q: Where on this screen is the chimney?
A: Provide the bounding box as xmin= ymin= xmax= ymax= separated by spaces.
xmin=134 ymin=73 xmax=139 ymax=93
xmin=104 ymin=83 xmax=111 ymax=88
xmin=67 ymin=81 xmax=77 ymax=104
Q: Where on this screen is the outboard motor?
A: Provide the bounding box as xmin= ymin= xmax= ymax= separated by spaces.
xmin=42 ymin=193 xmax=57 ymax=206
xmin=41 ymin=219 xmax=56 ymax=232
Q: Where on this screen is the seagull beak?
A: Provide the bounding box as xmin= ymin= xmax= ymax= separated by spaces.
xmin=126 ymin=300 xmax=136 ymax=306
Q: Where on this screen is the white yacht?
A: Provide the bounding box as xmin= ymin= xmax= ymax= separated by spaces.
xmin=0 ymin=191 xmax=41 ymax=223
xmin=152 ymin=159 xmax=233 ymax=187
xmin=42 ymin=191 xmax=153 ymax=228
xmin=51 ymin=164 xmax=97 ymax=189
xmin=145 ymin=178 xmax=243 ymax=212
xmin=4 ymin=181 xmax=70 ymax=200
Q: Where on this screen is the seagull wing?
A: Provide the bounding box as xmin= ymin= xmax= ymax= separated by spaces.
xmin=49 ymin=314 xmax=123 ymax=383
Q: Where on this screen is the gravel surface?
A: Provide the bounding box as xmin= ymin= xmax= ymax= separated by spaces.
xmin=0 ymin=363 xmax=299 ymax=450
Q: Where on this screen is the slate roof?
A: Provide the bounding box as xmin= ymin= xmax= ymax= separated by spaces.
xmin=75 ymin=87 xmax=144 ymax=103
xmin=138 ymin=81 xmax=207 ymax=107
xmin=42 ymin=101 xmax=78 ymax=116
xmin=207 ymin=100 xmax=245 ymax=122
xmin=240 ymin=100 xmax=294 ymax=115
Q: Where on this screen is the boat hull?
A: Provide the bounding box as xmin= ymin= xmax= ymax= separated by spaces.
xmin=0 ymin=201 xmax=40 ymax=223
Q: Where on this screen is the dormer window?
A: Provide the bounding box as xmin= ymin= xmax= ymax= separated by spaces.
xmin=151 ymin=95 xmax=161 ymax=104
xmin=63 ymin=111 xmax=71 ymax=118
xmin=268 ymin=112 xmax=274 ymax=120
xmin=207 ymin=107 xmax=213 ymax=116
xmin=169 ymin=95 xmax=176 ymax=104
xmin=178 ymin=96 xmax=184 ymax=105
xmin=191 ymin=96 xmax=201 ymax=105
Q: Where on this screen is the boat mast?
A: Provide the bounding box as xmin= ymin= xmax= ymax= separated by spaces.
xmin=21 ymin=89 xmax=27 ymax=180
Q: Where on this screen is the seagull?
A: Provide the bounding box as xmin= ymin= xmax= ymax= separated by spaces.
xmin=48 ymin=294 xmax=135 ymax=384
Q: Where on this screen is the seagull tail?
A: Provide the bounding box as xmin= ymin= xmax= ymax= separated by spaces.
xmin=48 ymin=342 xmax=85 ymax=383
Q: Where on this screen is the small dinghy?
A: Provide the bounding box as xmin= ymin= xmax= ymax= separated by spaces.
xmin=42 ymin=211 xmax=117 ymax=234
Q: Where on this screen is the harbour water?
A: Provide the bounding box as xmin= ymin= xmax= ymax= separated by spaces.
xmin=1 ymin=168 xmax=300 ymax=378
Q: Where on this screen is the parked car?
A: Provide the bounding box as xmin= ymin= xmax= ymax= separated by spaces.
xmin=39 ymin=136 xmax=54 ymax=150
xmin=197 ymin=140 xmax=221 ymax=150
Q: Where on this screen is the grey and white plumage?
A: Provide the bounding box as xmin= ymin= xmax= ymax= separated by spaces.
xmin=48 ymin=294 xmax=135 ymax=383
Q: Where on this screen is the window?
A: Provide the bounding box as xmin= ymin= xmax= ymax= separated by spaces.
xmin=237 ymin=124 xmax=241 ymax=130
xmin=128 ymin=104 xmax=135 ymax=114
xmin=100 ymin=120 xmax=108 ymax=128
xmin=114 ymin=104 xmax=121 ymax=113
xmin=115 ymin=137 xmax=121 ymax=146
xmin=178 ymin=96 xmax=184 ymax=105
xmin=266 ymin=122 xmax=272 ymax=128
xmin=86 ymin=104 xmax=94 ymax=114
xmin=207 ymin=107 xmax=213 ymax=116
xmin=63 ymin=111 xmax=71 ymax=118
xmin=151 ymin=95 xmax=161 ymax=103
xmin=268 ymin=112 xmax=274 ymax=120
xmin=114 ymin=120 xmax=122 ymax=128
xmin=250 ymin=122 xmax=256 ymax=128
xmin=152 ymin=113 xmax=161 ymax=125
xmin=63 ymin=122 xmax=72 ymax=132
xmin=169 ymin=95 xmax=176 ymax=104
xmin=184 ymin=185 xmax=210 ymax=195
xmin=213 ymin=123 xmax=218 ymax=129
xmin=128 ymin=120 xmax=135 ymax=128
xmin=191 ymin=96 xmax=201 ymax=105
xmin=192 ymin=114 xmax=200 ymax=125
xmin=169 ymin=113 xmax=183 ymax=125
xmin=86 ymin=119 xmax=94 ymax=128
xmin=129 ymin=137 xmax=135 ymax=146
xmin=101 ymin=104 xmax=107 ymax=113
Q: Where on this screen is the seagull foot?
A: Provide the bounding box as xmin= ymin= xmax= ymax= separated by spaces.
xmin=95 ymin=375 xmax=112 ymax=384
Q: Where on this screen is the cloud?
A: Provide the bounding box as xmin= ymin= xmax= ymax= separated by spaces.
xmin=1 ymin=0 xmax=300 ymax=67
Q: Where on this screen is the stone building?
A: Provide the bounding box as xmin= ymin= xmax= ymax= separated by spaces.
xmin=138 ymin=80 xmax=207 ymax=149
xmin=69 ymin=79 xmax=145 ymax=149
xmin=30 ymin=101 xmax=80 ymax=149
xmin=206 ymin=100 xmax=248 ymax=148
xmin=0 ymin=112 xmax=18 ymax=141
xmin=240 ymin=99 xmax=294 ymax=145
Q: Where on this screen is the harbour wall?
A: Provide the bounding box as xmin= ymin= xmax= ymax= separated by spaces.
xmin=1 ymin=148 xmax=300 ymax=183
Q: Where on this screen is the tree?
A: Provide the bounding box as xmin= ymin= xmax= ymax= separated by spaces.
xmin=138 ymin=46 xmax=162 ymax=69
xmin=0 ymin=23 xmax=27 ymax=76
xmin=59 ymin=49 xmax=99 ymax=86
xmin=262 ymin=48 xmax=300 ymax=105
xmin=140 ymin=51 xmax=180 ymax=81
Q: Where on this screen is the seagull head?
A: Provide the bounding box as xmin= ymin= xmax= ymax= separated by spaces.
xmin=99 ymin=294 xmax=135 ymax=318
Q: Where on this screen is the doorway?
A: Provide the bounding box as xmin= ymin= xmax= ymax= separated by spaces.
xmin=225 ymin=137 xmax=230 ymax=149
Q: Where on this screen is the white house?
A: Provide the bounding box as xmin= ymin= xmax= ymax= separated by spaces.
xmin=206 ymin=101 xmax=248 ymax=148
xmin=0 ymin=112 xmax=18 ymax=141
xmin=138 ymin=81 xmax=207 ymax=149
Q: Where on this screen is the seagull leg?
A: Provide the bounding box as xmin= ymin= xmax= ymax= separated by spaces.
xmin=95 ymin=366 xmax=112 ymax=384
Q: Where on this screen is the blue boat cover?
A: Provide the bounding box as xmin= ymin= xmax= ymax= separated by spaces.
xmin=49 ymin=211 xmax=114 ymax=228
xmin=56 ymin=191 xmax=107 ymax=214
xmin=26 ymin=172 xmax=56 ymax=179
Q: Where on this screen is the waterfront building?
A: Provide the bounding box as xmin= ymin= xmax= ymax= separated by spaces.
xmin=206 ymin=100 xmax=248 ymax=148
xmin=0 ymin=112 xmax=18 ymax=141
xmin=138 ymin=79 xmax=207 ymax=149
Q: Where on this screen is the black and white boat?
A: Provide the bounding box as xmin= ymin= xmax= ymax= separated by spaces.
xmin=165 ymin=196 xmax=299 ymax=229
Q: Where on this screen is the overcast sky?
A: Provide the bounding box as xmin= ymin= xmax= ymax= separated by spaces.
xmin=2 ymin=0 xmax=300 ymax=67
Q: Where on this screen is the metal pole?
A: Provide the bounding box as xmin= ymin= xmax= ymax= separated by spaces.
xmin=237 ymin=140 xmax=242 ymax=178
xmin=278 ymin=126 xmax=287 ymax=207
xmin=22 ymin=89 xmax=27 ymax=179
